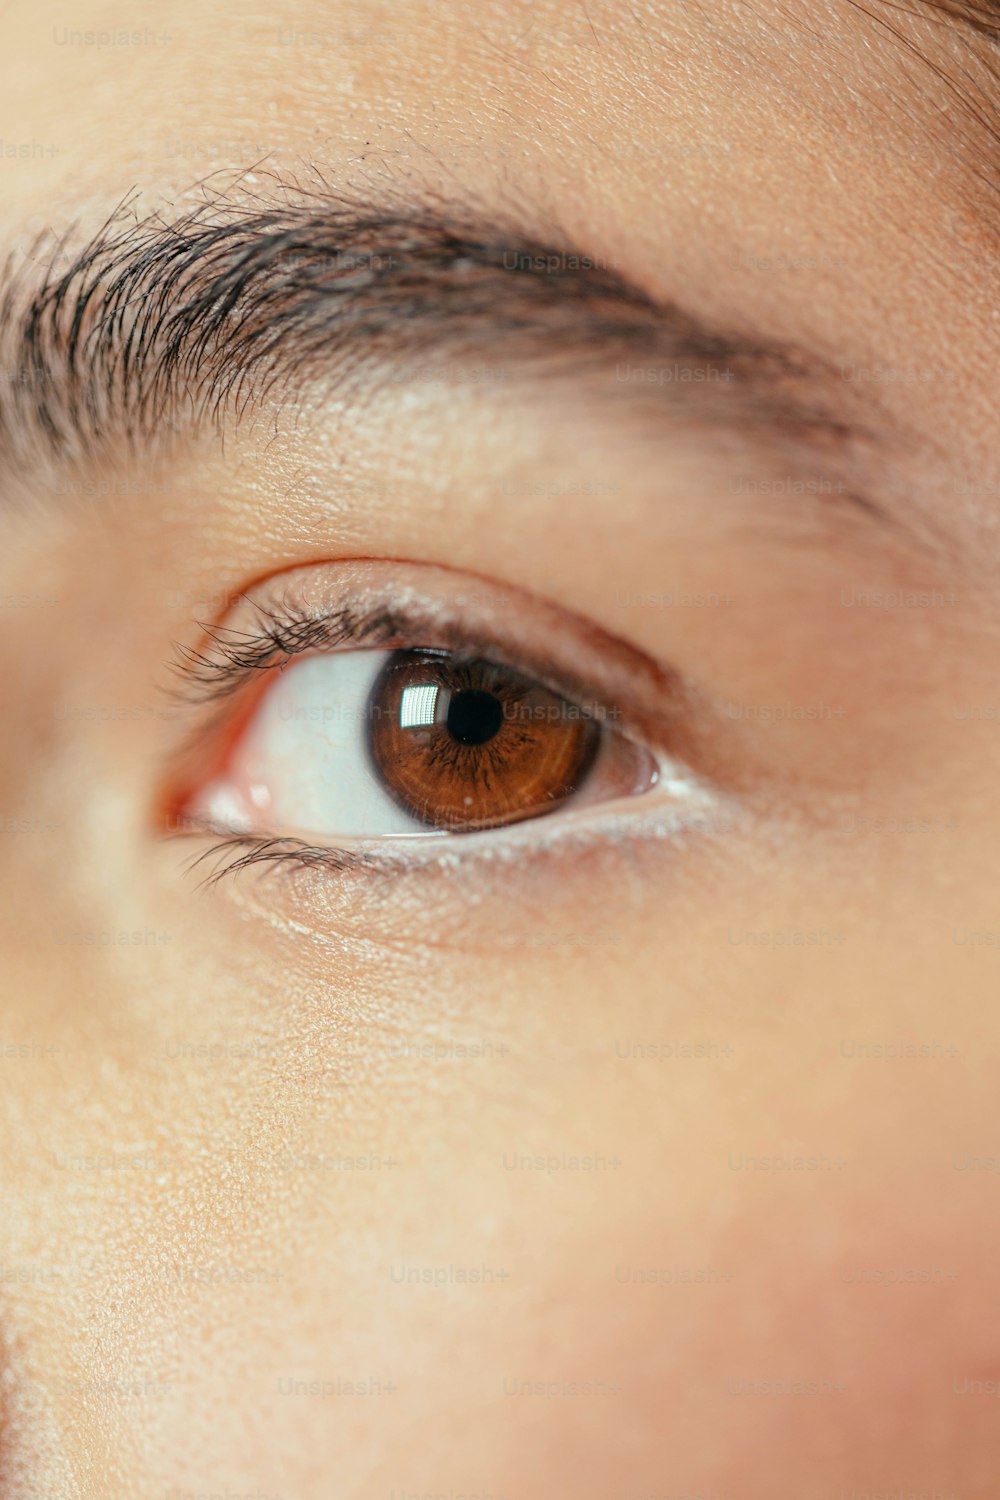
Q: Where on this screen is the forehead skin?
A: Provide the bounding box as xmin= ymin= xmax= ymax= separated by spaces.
xmin=2 ymin=1 xmax=1000 ymax=1498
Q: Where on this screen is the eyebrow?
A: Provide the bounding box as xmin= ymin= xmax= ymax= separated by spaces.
xmin=915 ymin=0 xmax=1000 ymax=44
xmin=0 ymin=185 xmax=891 ymax=508
xmin=859 ymin=0 xmax=1000 ymax=185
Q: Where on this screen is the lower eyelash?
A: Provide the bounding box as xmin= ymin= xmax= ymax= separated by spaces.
xmin=181 ymin=832 xmax=382 ymax=888
xmin=177 ymin=768 xmax=729 ymax=891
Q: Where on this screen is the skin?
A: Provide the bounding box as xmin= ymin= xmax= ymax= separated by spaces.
xmin=1 ymin=0 xmax=1000 ymax=1494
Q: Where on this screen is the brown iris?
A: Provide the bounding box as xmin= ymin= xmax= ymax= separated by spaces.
xmin=366 ymin=650 xmax=601 ymax=831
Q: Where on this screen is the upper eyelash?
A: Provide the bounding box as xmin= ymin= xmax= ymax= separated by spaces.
xmin=170 ymin=598 xmax=408 ymax=703
xmin=168 ymin=592 xmax=633 ymax=732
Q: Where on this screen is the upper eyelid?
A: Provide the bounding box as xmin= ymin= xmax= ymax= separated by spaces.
xmin=169 ymin=596 xmax=643 ymax=743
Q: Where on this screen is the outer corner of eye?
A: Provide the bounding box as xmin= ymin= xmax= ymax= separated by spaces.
xmin=173 ymin=640 xmax=665 ymax=848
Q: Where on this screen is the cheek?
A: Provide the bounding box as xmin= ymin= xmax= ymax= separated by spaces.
xmin=125 ymin=1024 xmax=997 ymax=1499
xmin=11 ymin=774 xmax=996 ymax=1494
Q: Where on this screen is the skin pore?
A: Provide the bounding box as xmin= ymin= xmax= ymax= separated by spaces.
xmin=2 ymin=0 xmax=1000 ymax=1494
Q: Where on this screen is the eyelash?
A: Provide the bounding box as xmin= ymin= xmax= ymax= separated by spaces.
xmin=171 ymin=599 xmax=411 ymax=704
xmin=183 ymin=833 xmax=385 ymax=888
xmin=169 ymin=589 xmax=650 ymax=737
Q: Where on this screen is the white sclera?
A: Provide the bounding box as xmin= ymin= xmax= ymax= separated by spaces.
xmin=195 ymin=651 xmax=437 ymax=839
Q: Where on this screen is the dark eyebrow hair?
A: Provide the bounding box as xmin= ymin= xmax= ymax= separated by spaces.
xmin=853 ymin=0 xmax=1000 ymax=189
xmin=915 ymin=0 xmax=1000 ymax=42
xmin=0 ymin=183 xmax=891 ymax=507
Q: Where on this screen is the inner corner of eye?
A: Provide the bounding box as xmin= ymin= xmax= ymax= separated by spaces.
xmin=181 ymin=642 xmax=661 ymax=844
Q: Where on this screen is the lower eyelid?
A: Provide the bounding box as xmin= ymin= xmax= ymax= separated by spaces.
xmin=185 ymin=753 xmax=723 ymax=873
xmin=172 ymin=773 xmax=741 ymax=956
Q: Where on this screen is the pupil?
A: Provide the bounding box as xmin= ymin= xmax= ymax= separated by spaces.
xmin=445 ymin=688 xmax=504 ymax=746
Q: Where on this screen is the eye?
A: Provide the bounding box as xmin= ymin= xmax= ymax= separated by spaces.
xmin=185 ymin=643 xmax=659 ymax=840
